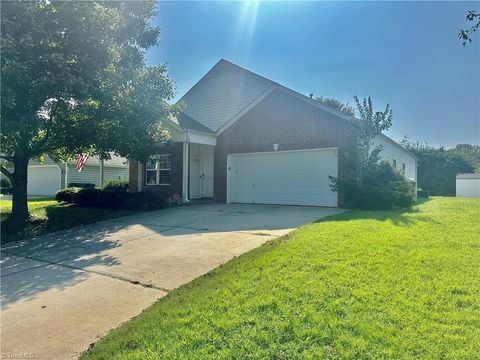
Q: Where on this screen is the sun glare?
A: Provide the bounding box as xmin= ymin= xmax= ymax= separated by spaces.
xmin=233 ymin=0 xmax=260 ymax=62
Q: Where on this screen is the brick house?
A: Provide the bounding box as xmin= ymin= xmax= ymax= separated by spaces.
xmin=130 ymin=59 xmax=416 ymax=207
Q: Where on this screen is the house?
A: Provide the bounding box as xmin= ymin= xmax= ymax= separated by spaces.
xmin=27 ymin=154 xmax=129 ymax=196
xmin=129 ymin=59 xmax=416 ymax=207
xmin=456 ymin=173 xmax=480 ymax=198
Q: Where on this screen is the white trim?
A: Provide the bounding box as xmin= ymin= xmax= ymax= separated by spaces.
xmin=56 ymin=163 xmax=62 ymax=192
xmin=182 ymin=140 xmax=190 ymax=202
xmin=217 ymin=86 xmax=276 ymax=135
xmin=27 ymin=165 xmax=59 ymax=168
xmin=227 ymin=147 xmax=338 ymax=158
xmin=188 ymin=130 xmax=217 ymax=146
xmin=226 ymin=147 xmax=338 ymax=204
xmin=145 ymin=155 xmax=171 ymax=185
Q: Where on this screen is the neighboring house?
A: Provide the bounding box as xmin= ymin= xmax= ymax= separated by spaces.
xmin=129 ymin=59 xmax=416 ymax=207
xmin=456 ymin=173 xmax=480 ymax=198
xmin=27 ymin=155 xmax=129 ymax=196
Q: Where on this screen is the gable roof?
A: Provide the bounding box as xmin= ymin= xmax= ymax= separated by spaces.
xmin=178 ymin=59 xmax=356 ymax=133
xmin=176 ymin=59 xmax=412 ymax=158
xmin=178 ymin=59 xmax=274 ymax=132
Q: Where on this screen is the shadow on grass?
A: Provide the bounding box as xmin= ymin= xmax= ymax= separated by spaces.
xmin=1 ymin=202 xmax=138 ymax=244
xmin=314 ymin=198 xmax=437 ymax=227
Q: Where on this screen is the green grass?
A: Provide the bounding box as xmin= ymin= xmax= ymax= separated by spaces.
xmin=82 ymin=197 xmax=480 ymax=360
xmin=0 ymin=198 xmax=138 ymax=243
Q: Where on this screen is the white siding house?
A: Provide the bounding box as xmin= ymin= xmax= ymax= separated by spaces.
xmin=374 ymin=135 xmax=417 ymax=183
xmin=27 ymin=155 xmax=128 ymax=196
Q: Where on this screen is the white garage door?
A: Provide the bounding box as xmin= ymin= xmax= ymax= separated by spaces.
xmin=27 ymin=166 xmax=61 ymax=196
xmin=228 ymin=148 xmax=338 ymax=207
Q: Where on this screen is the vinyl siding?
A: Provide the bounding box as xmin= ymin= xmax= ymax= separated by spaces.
xmin=181 ymin=61 xmax=273 ymax=132
xmin=66 ymin=165 xmax=128 ymax=188
xmin=374 ymin=135 xmax=416 ymax=181
xmin=104 ymin=167 xmax=128 ymax=183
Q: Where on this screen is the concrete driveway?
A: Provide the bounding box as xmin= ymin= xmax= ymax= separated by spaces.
xmin=1 ymin=203 xmax=343 ymax=359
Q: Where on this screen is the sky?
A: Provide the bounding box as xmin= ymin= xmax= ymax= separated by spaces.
xmin=146 ymin=1 xmax=480 ymax=147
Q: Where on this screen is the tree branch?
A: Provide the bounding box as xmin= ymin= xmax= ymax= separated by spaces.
xmin=0 ymin=154 xmax=14 ymax=161
xmin=0 ymin=164 xmax=14 ymax=183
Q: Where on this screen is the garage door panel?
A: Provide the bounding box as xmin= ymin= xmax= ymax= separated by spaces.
xmin=27 ymin=167 xmax=61 ymax=196
xmin=228 ymin=149 xmax=338 ymax=207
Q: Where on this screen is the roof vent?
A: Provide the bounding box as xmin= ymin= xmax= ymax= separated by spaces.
xmin=309 ymin=93 xmax=313 ymax=99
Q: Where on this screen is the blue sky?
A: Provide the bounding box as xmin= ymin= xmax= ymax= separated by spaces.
xmin=147 ymin=1 xmax=479 ymax=147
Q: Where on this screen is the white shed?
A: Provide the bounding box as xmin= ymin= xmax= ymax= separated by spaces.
xmin=456 ymin=174 xmax=480 ymax=198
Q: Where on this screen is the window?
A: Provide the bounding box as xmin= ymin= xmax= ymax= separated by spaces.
xmin=392 ymin=159 xmax=397 ymax=168
xmin=402 ymin=163 xmax=406 ymax=172
xmin=145 ymin=155 xmax=171 ymax=185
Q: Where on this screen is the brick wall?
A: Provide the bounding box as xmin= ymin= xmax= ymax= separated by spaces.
xmin=128 ymin=142 xmax=184 ymax=199
xmin=129 ymin=160 xmax=139 ymax=192
xmin=214 ymin=89 xmax=357 ymax=206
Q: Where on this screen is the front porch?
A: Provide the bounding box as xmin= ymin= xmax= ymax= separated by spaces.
xmin=130 ymin=127 xmax=216 ymax=203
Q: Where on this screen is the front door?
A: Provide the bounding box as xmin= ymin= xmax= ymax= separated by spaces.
xmin=200 ymin=153 xmax=214 ymax=198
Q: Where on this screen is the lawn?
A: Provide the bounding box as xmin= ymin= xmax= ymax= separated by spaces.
xmin=82 ymin=197 xmax=480 ymax=360
xmin=0 ymin=198 xmax=139 ymax=243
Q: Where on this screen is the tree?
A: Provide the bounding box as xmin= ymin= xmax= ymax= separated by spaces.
xmin=330 ymin=97 xmax=414 ymax=209
xmin=1 ymin=1 xmax=176 ymax=222
xmin=315 ymin=96 xmax=355 ymax=117
xmin=449 ymin=144 xmax=480 ymax=172
xmin=352 ymin=96 xmax=393 ymax=177
xmin=459 ymin=10 xmax=480 ymax=46
xmin=400 ymin=139 xmax=475 ymax=196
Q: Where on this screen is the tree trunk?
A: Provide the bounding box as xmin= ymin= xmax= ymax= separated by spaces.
xmin=11 ymin=154 xmax=30 ymax=222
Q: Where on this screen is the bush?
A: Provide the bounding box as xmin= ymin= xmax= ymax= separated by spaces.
xmin=56 ymin=187 xmax=99 ymax=207
xmin=74 ymin=188 xmax=100 ymax=207
xmin=124 ymin=191 xmax=168 ymax=211
xmin=56 ymin=187 xmax=82 ymax=203
xmin=56 ymin=186 xmax=167 ymax=211
xmin=333 ymin=161 xmax=415 ymax=210
xmin=103 ymin=179 xmax=129 ymax=192
xmin=96 ymin=190 xmax=126 ymax=209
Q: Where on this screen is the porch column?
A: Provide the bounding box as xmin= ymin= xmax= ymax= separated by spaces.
xmin=182 ymin=140 xmax=190 ymax=203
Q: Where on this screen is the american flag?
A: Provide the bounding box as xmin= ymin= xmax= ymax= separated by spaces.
xmin=76 ymin=154 xmax=89 ymax=172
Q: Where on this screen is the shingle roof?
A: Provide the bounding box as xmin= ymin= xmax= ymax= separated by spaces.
xmin=173 ymin=112 xmax=215 ymax=133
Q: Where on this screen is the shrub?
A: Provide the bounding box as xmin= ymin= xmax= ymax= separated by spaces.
xmin=73 ymin=188 xmax=100 ymax=207
xmin=124 ymin=191 xmax=168 ymax=211
xmin=55 ymin=187 xmax=82 ymax=203
xmin=333 ymin=161 xmax=415 ymax=210
xmin=96 ymin=190 xmax=126 ymax=209
xmin=56 ymin=186 xmax=167 ymax=211
xmin=103 ymin=179 xmax=129 ymax=192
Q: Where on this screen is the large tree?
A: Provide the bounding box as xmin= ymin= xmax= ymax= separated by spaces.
xmin=1 ymin=1 xmax=175 ymax=222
